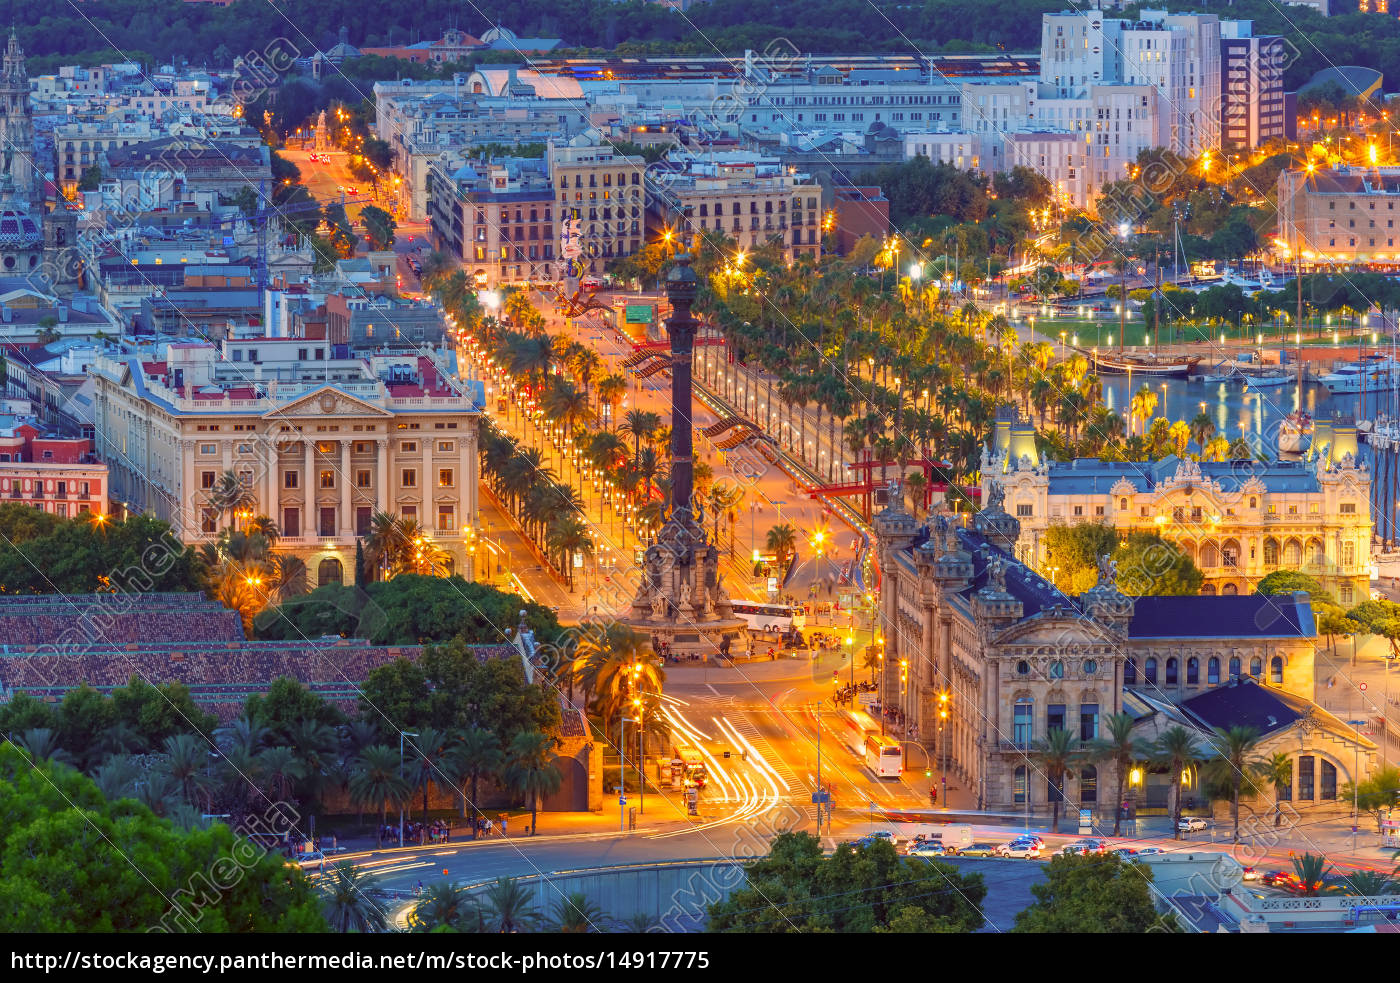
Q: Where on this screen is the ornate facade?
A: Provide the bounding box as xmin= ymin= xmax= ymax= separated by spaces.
xmin=91 ymin=340 xmax=482 ymax=586
xmin=981 ymin=412 xmax=1373 ymax=604
xmin=874 ymin=491 xmax=1372 ymax=820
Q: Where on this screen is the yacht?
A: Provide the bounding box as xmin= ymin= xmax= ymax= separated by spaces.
xmin=1242 ymin=372 xmax=1294 ymax=389
xmin=1319 ymin=357 xmax=1400 ymax=395
xmin=1278 ymin=411 xmax=1313 ymax=454
xmin=1220 ymin=269 xmax=1278 ymax=294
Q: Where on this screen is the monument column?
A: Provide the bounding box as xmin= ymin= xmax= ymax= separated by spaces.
xmin=667 ymin=260 xmax=698 ymax=517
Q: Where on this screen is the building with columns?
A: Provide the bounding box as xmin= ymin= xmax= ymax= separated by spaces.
xmin=873 ymin=492 xmax=1374 ymax=822
xmin=91 ymin=339 xmax=483 ymax=586
xmin=981 ymin=411 xmax=1373 ymax=605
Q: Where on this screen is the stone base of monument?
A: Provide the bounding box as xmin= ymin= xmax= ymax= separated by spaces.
xmin=622 ymin=613 xmax=750 ymax=664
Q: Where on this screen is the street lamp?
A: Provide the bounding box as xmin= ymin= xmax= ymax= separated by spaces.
xmin=633 ymin=696 xmax=646 ymax=815
xmin=398 ymin=731 xmax=419 ymax=847
xmin=845 ymin=635 xmax=854 ymax=688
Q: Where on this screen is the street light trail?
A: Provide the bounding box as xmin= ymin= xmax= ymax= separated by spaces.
xmin=718 ymin=716 xmax=790 ymax=793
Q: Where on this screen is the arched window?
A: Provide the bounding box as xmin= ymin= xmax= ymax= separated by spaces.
xmin=1080 ymin=765 xmax=1098 ymax=803
xmin=1145 ymin=657 xmax=1158 ymax=684
xmin=1320 ymin=760 xmax=1337 ymax=800
xmin=1187 ymin=657 xmax=1199 ymax=685
xmin=1208 ymin=657 xmax=1220 ymax=685
xmin=1014 ymin=766 xmax=1028 ymax=804
xmin=1050 ymin=660 xmax=1065 ymax=679
xmin=1221 ymin=583 xmax=1238 ymax=595
xmin=1124 ymin=658 xmax=1137 ymax=685
xmin=1250 ymin=657 xmax=1262 ymax=677
xmin=1229 ymin=656 xmax=1241 ymax=680
xmin=1200 ymin=583 xmax=1217 ymax=595
xmin=317 ymin=557 xmax=343 ymax=585
xmin=1249 ymin=496 xmax=1257 ymax=509
xmin=1166 ymin=657 xmax=1178 ymax=685
xmin=1263 ymin=537 xmax=1279 ymax=566
xmin=1270 ymin=656 xmax=1283 ymax=685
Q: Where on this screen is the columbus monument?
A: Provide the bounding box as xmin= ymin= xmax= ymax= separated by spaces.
xmin=623 ymin=255 xmax=747 ymax=662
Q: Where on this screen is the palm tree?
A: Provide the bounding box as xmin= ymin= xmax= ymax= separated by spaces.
xmin=1290 ymin=852 xmax=1332 ymax=897
xmin=1333 ymin=868 xmax=1397 ymax=896
xmin=1167 ymin=420 xmax=1192 ymax=458
xmin=1089 ymin=712 xmax=1138 ymax=836
xmin=348 ymin=745 xmax=410 ymax=846
xmin=545 ymin=512 xmax=594 ymax=591
xmin=361 ymin=511 xmax=407 ymax=581
xmin=15 ymin=727 xmax=72 ymax=765
xmin=411 ymin=882 xmax=466 ymax=932
xmin=1203 ymin=725 xmax=1264 ymax=843
xmin=454 ymin=728 xmax=504 ymax=832
xmin=321 ymin=862 xmax=388 ymax=933
xmin=161 ymin=733 xmax=211 ymax=809
xmin=406 ymin=726 xmax=457 ymax=824
xmin=618 ymin=911 xmax=661 ymax=933
xmin=619 ymin=408 xmax=662 ymax=462
xmin=1188 ymin=411 xmax=1215 ymax=456
xmin=1257 ymin=751 xmax=1294 ymax=829
xmin=208 ymin=469 xmax=256 ymax=530
xmin=571 ymin=622 xmax=663 ymax=720
xmin=549 ymin=891 xmax=610 ymax=933
xmin=481 ymin=877 xmax=539 ymax=933
xmin=1152 ymin=725 xmax=1203 ymax=840
xmin=258 ymin=745 xmax=307 ymax=803
xmin=504 ymin=730 xmax=562 ymax=834
xmin=1031 ymin=728 xmax=1080 ymax=834
xmin=765 ymin=523 xmax=798 ymax=577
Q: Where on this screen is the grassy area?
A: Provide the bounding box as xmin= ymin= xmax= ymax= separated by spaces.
xmin=1026 ymin=313 xmax=1385 ymax=350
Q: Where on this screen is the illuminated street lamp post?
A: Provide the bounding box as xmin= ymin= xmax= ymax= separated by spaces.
xmin=398 ymin=731 xmax=418 ymax=847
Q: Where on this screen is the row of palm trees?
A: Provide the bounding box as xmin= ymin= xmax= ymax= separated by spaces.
xmin=410 ymin=878 xmax=658 ymax=933
xmin=14 ymin=711 xmax=563 ymax=844
xmin=1030 ymin=718 xmax=1286 ymax=842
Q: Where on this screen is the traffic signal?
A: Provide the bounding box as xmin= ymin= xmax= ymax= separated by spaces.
xmin=924 ymin=769 xmax=932 ymax=778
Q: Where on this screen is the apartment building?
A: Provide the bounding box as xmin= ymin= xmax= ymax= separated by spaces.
xmin=548 ymin=136 xmax=648 ymax=276
xmin=0 ymin=417 xmax=105 ymax=519
xmin=91 ymin=340 xmax=483 ymax=587
xmin=654 ymin=152 xmax=822 ymax=262
xmin=427 ymin=155 xmax=557 ymax=286
xmin=1220 ymin=24 xmax=1290 ymax=151
xmin=1277 ymin=166 xmax=1400 ymax=265
xmin=52 ymin=118 xmax=159 ymax=194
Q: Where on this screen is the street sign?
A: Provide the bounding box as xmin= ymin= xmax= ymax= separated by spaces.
xmin=1079 ymin=808 xmax=1092 ymax=834
xmin=1361 ymin=682 xmax=1369 ymax=692
xmin=811 ymin=791 xmax=831 ymax=804
xmin=618 ymin=796 xmax=627 ymax=806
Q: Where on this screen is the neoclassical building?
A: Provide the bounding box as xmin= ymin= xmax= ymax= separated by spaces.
xmin=981 ymin=412 xmax=1373 ymax=605
xmin=92 ymin=338 xmax=483 ymax=586
xmin=874 ymin=493 xmax=1376 ymax=820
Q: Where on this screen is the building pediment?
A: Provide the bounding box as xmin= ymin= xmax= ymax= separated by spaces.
xmin=991 ymin=608 xmax=1119 ymax=648
xmin=264 ymin=385 xmax=390 ymax=420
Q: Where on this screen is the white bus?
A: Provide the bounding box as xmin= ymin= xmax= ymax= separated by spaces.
xmin=838 ymin=708 xmax=880 ymax=757
xmin=731 ymin=602 xmax=807 ymax=635
xmin=864 ymin=734 xmax=903 ymax=778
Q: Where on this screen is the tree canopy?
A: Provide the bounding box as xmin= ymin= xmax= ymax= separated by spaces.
xmin=254 ymin=574 xmax=563 ymax=646
xmin=0 ymin=744 xmax=326 ymax=932
xmin=356 ymin=635 xmax=562 ymax=747
xmin=0 ymin=508 xmax=201 ymax=594
xmin=1036 ymin=523 xmax=1202 ymax=596
xmin=1013 ymin=853 xmax=1173 ymax=933
xmin=706 ymin=831 xmax=986 ymax=932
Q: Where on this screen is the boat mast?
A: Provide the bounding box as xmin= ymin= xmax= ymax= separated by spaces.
xmin=1296 ymin=252 xmax=1304 ymax=393
xmin=1119 ymin=258 xmax=1127 ymax=356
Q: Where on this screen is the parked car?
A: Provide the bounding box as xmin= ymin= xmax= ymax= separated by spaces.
xmin=1008 ymin=834 xmax=1045 ymax=849
xmin=1061 ymin=839 xmax=1107 ymax=856
xmin=956 ymin=842 xmax=999 ymax=858
xmin=995 ymin=841 xmax=1042 ymax=859
xmin=1136 ymin=847 xmax=1166 ymax=856
xmin=1178 ymin=817 xmax=1209 ymax=832
xmin=1110 ymin=847 xmax=1139 ymax=857
xmin=908 ymin=842 xmax=949 ymax=858
xmin=866 ymin=830 xmax=899 ymax=848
